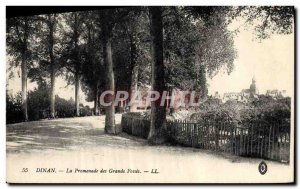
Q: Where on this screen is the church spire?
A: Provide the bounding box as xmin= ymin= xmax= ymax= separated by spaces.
xmin=250 ymin=76 xmax=257 ymax=96
xmin=252 ymin=76 xmax=256 ymax=84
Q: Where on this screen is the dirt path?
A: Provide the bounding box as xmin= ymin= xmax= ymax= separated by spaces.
xmin=7 ymin=114 xmax=138 ymax=153
xmin=6 ymin=115 xmax=293 ymax=183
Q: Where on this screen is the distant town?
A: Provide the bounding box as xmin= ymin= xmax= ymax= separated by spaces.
xmin=213 ymin=77 xmax=288 ymax=103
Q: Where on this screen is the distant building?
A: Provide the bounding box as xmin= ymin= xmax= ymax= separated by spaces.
xmin=223 ymin=77 xmax=258 ymax=103
xmin=266 ymin=89 xmax=286 ymax=98
xmin=242 ymin=77 xmax=257 ymax=97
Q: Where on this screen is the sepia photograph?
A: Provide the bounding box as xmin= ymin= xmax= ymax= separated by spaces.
xmin=5 ymin=5 xmax=295 ymax=184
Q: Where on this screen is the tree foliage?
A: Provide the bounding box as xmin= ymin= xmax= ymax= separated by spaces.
xmin=235 ymin=6 xmax=294 ymax=39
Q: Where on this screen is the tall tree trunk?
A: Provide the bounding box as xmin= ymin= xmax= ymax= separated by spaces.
xmin=93 ymin=85 xmax=99 ymax=115
xmin=48 ymin=16 xmax=56 ymax=119
xmin=130 ymin=64 xmax=138 ymax=112
xmin=169 ymin=88 xmax=175 ymax=115
xmin=129 ymin=35 xmax=139 ymax=112
xmin=100 ymin=11 xmax=116 ymax=134
xmin=73 ymin=13 xmax=80 ymax=117
xmin=93 ymin=94 xmax=98 ymax=116
xmin=50 ymin=65 xmax=55 ymax=118
xmin=103 ymin=37 xmax=116 ymax=134
xmin=75 ymin=70 xmax=80 ymax=116
xmin=148 ymin=7 xmax=167 ymax=144
xmin=21 ymin=19 xmax=29 ymax=121
xmin=21 ymin=53 xmax=28 ymax=121
xmin=87 ymin=23 xmax=99 ymax=116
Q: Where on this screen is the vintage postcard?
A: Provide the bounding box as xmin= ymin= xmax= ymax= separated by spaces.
xmin=6 ymin=6 xmax=295 ymax=184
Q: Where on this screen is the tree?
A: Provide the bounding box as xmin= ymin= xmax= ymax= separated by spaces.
xmin=235 ymin=6 xmax=294 ymax=40
xmin=146 ymin=6 xmax=294 ymax=144
xmin=71 ymin=12 xmax=83 ymax=117
xmin=99 ymin=9 xmax=117 ymax=134
xmin=80 ymin=11 xmax=105 ymax=116
xmin=62 ymin=12 xmax=85 ymax=117
xmin=147 ymin=7 xmax=167 ymax=143
xmin=118 ymin=9 xmax=151 ymax=111
xmin=194 ymin=12 xmax=236 ymax=79
xmin=32 ymin=14 xmax=64 ymax=118
xmin=47 ymin=15 xmax=58 ymax=118
xmin=110 ymin=8 xmax=152 ymax=112
xmin=6 ymin=16 xmax=36 ymax=121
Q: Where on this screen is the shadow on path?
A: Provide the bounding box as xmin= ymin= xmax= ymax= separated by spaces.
xmin=7 ymin=115 xmax=147 ymax=154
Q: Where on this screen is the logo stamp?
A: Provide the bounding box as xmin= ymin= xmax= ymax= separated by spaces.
xmin=258 ymin=161 xmax=267 ymax=175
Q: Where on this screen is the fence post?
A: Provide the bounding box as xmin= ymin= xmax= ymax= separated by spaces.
xmin=240 ymin=128 xmax=243 ymax=155
xmin=230 ymin=123 xmax=234 ymax=154
xmin=215 ymin=121 xmax=219 ymax=151
xmin=194 ymin=123 xmax=198 ymax=147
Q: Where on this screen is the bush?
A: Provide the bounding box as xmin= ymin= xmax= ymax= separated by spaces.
xmin=79 ymin=104 xmax=93 ymax=117
xmin=240 ymin=97 xmax=291 ymax=128
xmin=190 ymin=100 xmax=245 ymax=124
xmin=55 ymin=96 xmax=75 ymax=118
xmin=190 ymin=96 xmax=291 ymax=128
xmin=124 ymin=111 xmax=151 ymax=120
xmin=6 ymin=92 xmax=23 ymax=124
xmin=8 ymin=81 xmax=94 ymax=122
xmin=28 ymin=83 xmax=51 ymax=120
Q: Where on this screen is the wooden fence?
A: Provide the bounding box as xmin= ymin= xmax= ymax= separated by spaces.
xmin=121 ymin=115 xmax=150 ymax=139
xmin=121 ymin=114 xmax=290 ymax=163
xmin=166 ymin=118 xmax=290 ymax=163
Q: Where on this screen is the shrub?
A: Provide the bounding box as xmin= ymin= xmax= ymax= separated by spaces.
xmin=124 ymin=111 xmax=151 ymax=120
xmin=28 ymin=83 xmax=51 ymax=120
xmin=79 ymin=104 xmax=93 ymax=117
xmin=7 ymin=82 xmax=97 ymax=122
xmin=240 ymin=97 xmax=291 ymax=128
xmin=6 ymin=92 xmax=23 ymax=124
xmin=55 ymin=96 xmax=75 ymax=118
xmin=190 ymin=96 xmax=291 ymax=128
xmin=190 ymin=100 xmax=245 ymax=125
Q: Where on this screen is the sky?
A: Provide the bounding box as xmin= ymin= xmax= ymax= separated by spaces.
xmin=6 ymin=15 xmax=294 ymax=107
